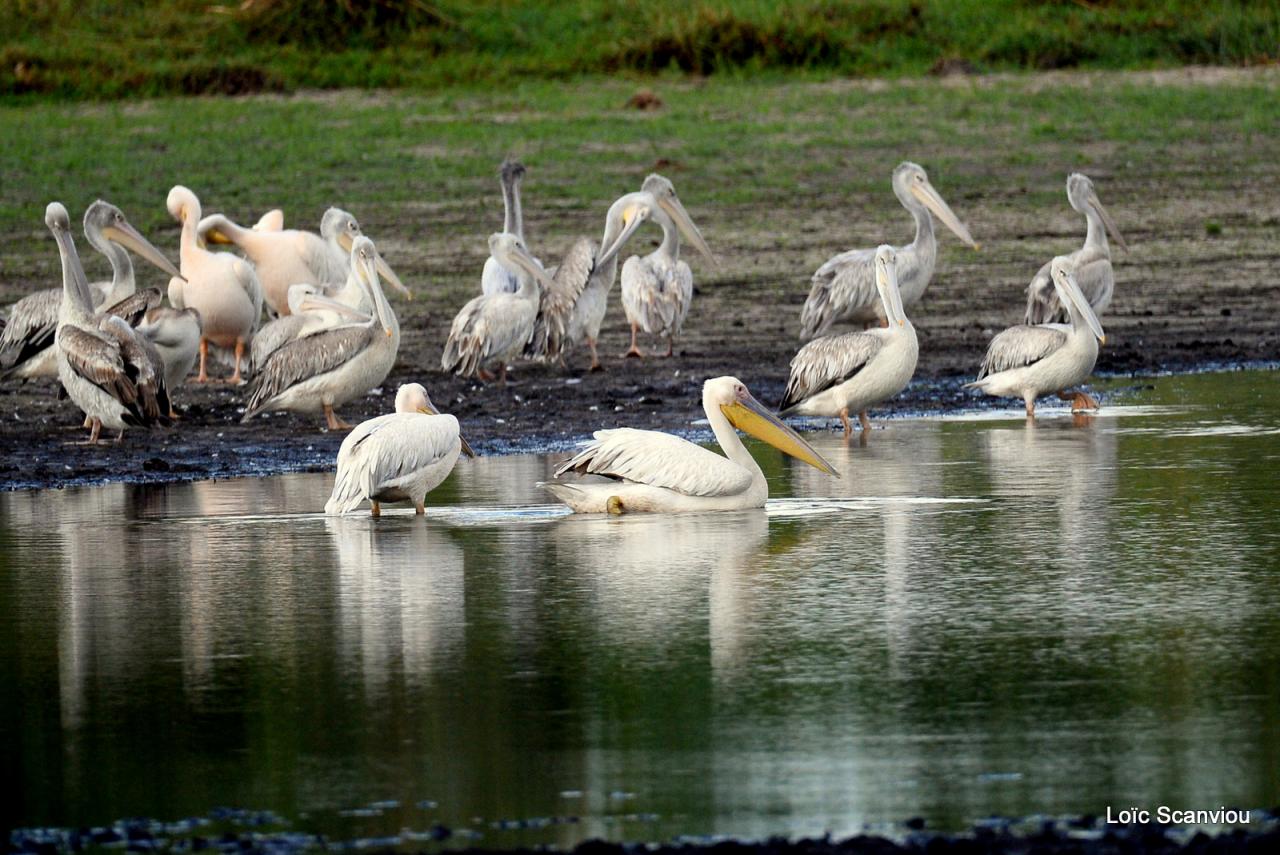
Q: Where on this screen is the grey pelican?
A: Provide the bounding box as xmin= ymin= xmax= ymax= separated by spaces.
xmin=616 ymin=174 xmax=714 ymax=358
xmin=324 ymin=382 xmax=477 ymax=517
xmin=966 ymin=256 xmax=1105 ymax=417
xmin=46 ymin=203 xmax=170 ymax=443
xmin=1024 ymin=173 xmax=1128 ymax=324
xmin=198 ymin=207 xmax=410 ymax=316
xmin=481 ymin=159 xmax=534 ymax=296
xmin=135 ymin=306 xmax=202 ymax=417
xmin=780 ymin=245 xmax=918 ymax=439
xmin=540 ymin=376 xmax=839 ymax=513
xmin=1 ymin=200 xmax=182 ymax=381
xmin=441 ymin=233 xmax=557 ymax=383
xmin=166 ymin=186 xmax=263 ymax=384
xmin=242 ymin=236 xmax=399 ymax=430
xmin=800 ymin=161 xmax=978 ymax=339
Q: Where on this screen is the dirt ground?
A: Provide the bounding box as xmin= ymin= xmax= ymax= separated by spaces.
xmin=2 ymin=73 xmax=1277 ymax=491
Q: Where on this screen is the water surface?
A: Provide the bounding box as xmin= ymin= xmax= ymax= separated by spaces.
xmin=2 ymin=370 xmax=1278 ymax=845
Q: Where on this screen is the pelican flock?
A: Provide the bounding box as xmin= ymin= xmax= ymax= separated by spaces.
xmin=1 ymin=157 xmax=1130 ymax=515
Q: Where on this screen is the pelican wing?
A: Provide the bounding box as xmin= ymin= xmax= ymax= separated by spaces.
xmin=977 ymin=324 xmax=1069 ymax=379
xmin=327 ymin=412 xmax=460 ymax=514
xmin=101 ymin=287 xmax=163 ymax=327
xmin=554 ymin=428 xmax=753 ymax=498
xmin=1022 ymin=261 xmax=1055 ymax=324
xmin=97 ymin=315 xmax=170 ymax=423
xmin=780 ymin=330 xmax=886 ymax=411
xmin=56 ymin=323 xmax=144 ymax=422
xmin=244 ymin=324 xmax=373 ymax=417
xmin=525 ymin=237 xmax=596 ymax=360
xmin=0 ymin=288 xmax=60 ymax=374
xmin=621 ymin=256 xmax=680 ymax=333
xmin=232 ymin=258 xmax=265 ymax=321
xmin=443 ymin=292 xmax=532 ymax=375
xmin=801 ymin=248 xmax=875 ymax=338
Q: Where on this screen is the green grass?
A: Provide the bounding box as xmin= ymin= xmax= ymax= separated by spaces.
xmin=2 ymin=0 xmax=1278 ymax=100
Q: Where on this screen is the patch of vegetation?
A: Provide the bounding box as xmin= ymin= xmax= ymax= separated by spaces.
xmin=0 ymin=0 xmax=1276 ymax=99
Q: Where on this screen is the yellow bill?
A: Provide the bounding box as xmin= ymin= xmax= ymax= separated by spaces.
xmin=722 ymin=393 xmax=840 ymax=477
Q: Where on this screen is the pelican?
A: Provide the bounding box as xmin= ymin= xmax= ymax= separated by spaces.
xmin=800 ymin=161 xmax=978 ymax=339
xmin=441 ymin=233 xmax=558 ymax=383
xmin=134 ymin=306 xmax=202 ymax=417
xmin=198 ymin=207 xmax=410 ymax=316
xmin=966 ymin=256 xmax=1105 ymax=417
xmin=242 ymin=236 xmax=399 ymax=430
xmin=526 ymin=177 xmax=708 ymax=370
xmin=780 ymin=245 xmax=918 ymax=439
xmin=324 ymin=382 xmax=477 ymax=517
xmin=1 ymin=200 xmax=182 ymax=381
xmin=1024 ymin=173 xmax=1128 ymax=324
xmin=615 ymin=174 xmax=714 ymax=358
xmin=540 ymin=376 xmax=839 ymax=513
xmin=167 ymin=186 xmax=263 ymax=384
xmin=481 ymin=159 xmax=534 ymax=296
xmin=46 ymin=203 xmax=170 ymax=443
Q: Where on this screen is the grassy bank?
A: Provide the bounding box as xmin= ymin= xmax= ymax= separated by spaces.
xmin=2 ymin=0 xmax=1278 ymax=100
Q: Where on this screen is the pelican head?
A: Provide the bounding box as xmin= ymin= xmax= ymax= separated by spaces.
xmin=45 ymin=201 xmax=71 ymax=233
xmin=166 ymin=185 xmax=200 ymax=225
xmin=640 ymin=173 xmax=717 ymax=263
xmin=873 ymin=244 xmax=908 ymax=327
xmin=1050 ymin=256 xmax=1105 ymax=344
xmin=46 ymin=202 xmax=93 ymax=308
xmin=706 ymin=376 xmax=840 ymax=477
xmin=1066 ymin=172 xmax=1128 ymax=253
xmin=324 ymin=207 xmax=411 ymax=299
xmin=892 ymin=161 xmax=979 ymax=250
xmin=84 ymin=200 xmax=184 ymax=281
xmin=487 ymin=232 xmax=556 ymax=292
xmin=396 ymin=382 xmax=476 ymax=457
xmin=499 ymin=158 xmax=526 ymax=185
xmin=598 ymin=191 xmax=653 ymax=265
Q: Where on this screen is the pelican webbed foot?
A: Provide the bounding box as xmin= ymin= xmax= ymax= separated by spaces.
xmin=606 ymin=496 xmax=625 ymax=515
xmin=324 ymin=404 xmax=353 ymax=431
xmin=1058 ymin=389 xmax=1100 ymax=412
xmin=858 ymin=410 xmax=871 ymax=435
xmin=839 ymin=408 xmax=852 ymax=440
xmin=370 ymin=501 xmax=381 ymax=518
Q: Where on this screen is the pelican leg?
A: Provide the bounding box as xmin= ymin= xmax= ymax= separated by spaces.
xmin=1025 ymin=396 xmax=1036 ymax=419
xmin=498 ymin=364 xmax=508 ymax=386
xmin=83 ymin=415 xmax=93 ymax=429
xmin=664 ymin=335 xmax=675 ymax=358
xmin=588 ymin=337 xmax=603 ymax=372
xmin=623 ymin=323 xmax=643 ymax=359
xmin=414 ymin=499 xmax=425 ymax=516
xmin=74 ymin=417 xmax=102 ymax=445
xmin=195 ymin=338 xmax=210 ymax=383
xmin=324 ymin=404 xmax=353 ymax=431
xmin=370 ymin=501 xmax=381 ymax=518
xmin=859 ymin=410 xmax=871 ymax=434
xmin=1058 ymin=389 xmax=1100 ymax=412
xmin=113 ymin=429 xmax=125 ymax=445
xmin=839 ymin=408 xmax=852 ymax=439
xmin=168 ymin=405 xmax=181 ymax=421
xmin=228 ymin=338 xmax=246 ymax=385
xmin=477 ymin=368 xmax=496 ymax=383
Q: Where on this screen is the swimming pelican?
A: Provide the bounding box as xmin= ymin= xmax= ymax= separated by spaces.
xmin=800 ymin=161 xmax=978 ymax=339
xmin=167 ymin=186 xmax=263 ymax=384
xmin=1024 ymin=173 xmax=1128 ymax=324
xmin=526 ymin=177 xmax=709 ymax=370
xmin=1 ymin=200 xmax=182 ymax=381
xmin=135 ymin=306 xmax=202 ymax=417
xmin=242 ymin=236 xmax=400 ymax=430
xmin=540 ymin=376 xmax=839 ymax=513
xmin=46 ymin=203 xmax=171 ymax=443
xmin=615 ymin=174 xmax=714 ymax=358
xmin=324 ymin=382 xmax=477 ymax=517
xmin=481 ymin=159 xmax=535 ymax=296
xmin=966 ymin=256 xmax=1105 ymax=417
xmin=198 ymin=207 xmax=410 ymax=315
xmin=780 ymin=245 xmax=918 ymax=439
xmin=441 ymin=233 xmax=558 ymax=383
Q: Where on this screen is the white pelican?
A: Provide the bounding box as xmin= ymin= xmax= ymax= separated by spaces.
xmin=800 ymin=161 xmax=978 ymax=339
xmin=135 ymin=306 xmax=202 ymax=417
xmin=1024 ymin=173 xmax=1128 ymax=324
xmin=540 ymin=376 xmax=839 ymax=513
xmin=198 ymin=207 xmax=410 ymax=316
xmin=1 ymin=200 xmax=182 ymax=381
xmin=242 ymin=236 xmax=399 ymax=430
xmin=966 ymin=256 xmax=1105 ymax=417
xmin=46 ymin=203 xmax=171 ymax=443
xmin=324 ymin=382 xmax=476 ymax=517
xmin=481 ymin=159 xmax=533 ymax=296
xmin=780 ymin=245 xmax=918 ymax=439
xmin=614 ymin=174 xmax=714 ymax=358
xmin=441 ymin=233 xmax=557 ymax=383
xmin=167 ymin=186 xmax=263 ymax=384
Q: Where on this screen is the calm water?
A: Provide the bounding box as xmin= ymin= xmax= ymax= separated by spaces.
xmin=2 ymin=370 xmax=1278 ymax=846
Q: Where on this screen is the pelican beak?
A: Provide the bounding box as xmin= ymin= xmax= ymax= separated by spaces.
xmin=656 ymin=194 xmax=717 ymax=265
xmin=204 ymin=228 xmax=233 ymax=245
xmin=458 ymin=435 xmax=477 ymax=458
xmin=355 ymin=253 xmax=395 ymax=336
xmin=102 ymin=220 xmax=186 ymax=281
xmin=374 ymin=252 xmax=412 ymax=300
xmin=507 ymin=241 xmax=558 ymax=291
xmin=1088 ymin=192 xmax=1128 ymax=253
xmin=296 ymin=295 xmax=368 ymax=321
xmin=910 ymin=180 xmax=978 ymax=249
xmin=1062 ymin=269 xmax=1106 ymax=343
xmin=598 ymin=204 xmax=648 ymax=265
xmin=721 ymin=391 xmax=840 ymax=478
xmin=337 ymin=232 xmax=355 ymax=253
